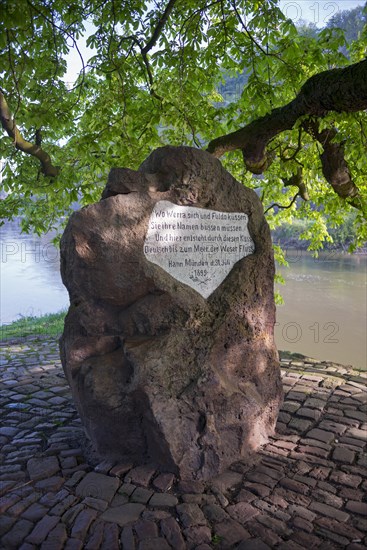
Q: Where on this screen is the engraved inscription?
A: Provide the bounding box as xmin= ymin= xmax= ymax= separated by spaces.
xmin=144 ymin=200 xmax=255 ymax=298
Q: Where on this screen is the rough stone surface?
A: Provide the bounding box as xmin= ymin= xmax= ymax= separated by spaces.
xmin=60 ymin=145 xmax=283 ymax=479
xmin=27 ymin=457 xmax=60 ymax=481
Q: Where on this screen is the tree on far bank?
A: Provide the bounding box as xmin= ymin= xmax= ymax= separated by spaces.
xmin=1 ymin=0 xmax=366 ymax=252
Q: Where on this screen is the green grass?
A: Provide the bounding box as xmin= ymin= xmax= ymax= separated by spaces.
xmin=1 ymin=311 xmax=66 ymax=340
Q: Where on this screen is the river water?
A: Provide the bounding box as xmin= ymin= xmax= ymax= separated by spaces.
xmin=1 ymin=221 xmax=366 ymax=369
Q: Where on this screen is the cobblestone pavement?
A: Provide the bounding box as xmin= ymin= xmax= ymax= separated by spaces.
xmin=0 ymin=336 xmax=366 ymax=550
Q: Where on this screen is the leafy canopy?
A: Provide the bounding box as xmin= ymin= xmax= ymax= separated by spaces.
xmin=1 ymin=0 xmax=366 ymax=251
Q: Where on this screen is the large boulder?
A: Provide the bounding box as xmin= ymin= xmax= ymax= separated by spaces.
xmin=60 ymin=146 xmax=283 ymax=480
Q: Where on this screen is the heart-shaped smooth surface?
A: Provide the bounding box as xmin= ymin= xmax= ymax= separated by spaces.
xmin=144 ymin=201 xmax=255 ymax=298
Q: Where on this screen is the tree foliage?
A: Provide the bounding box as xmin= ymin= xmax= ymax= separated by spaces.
xmin=1 ymin=0 xmax=366 ymax=249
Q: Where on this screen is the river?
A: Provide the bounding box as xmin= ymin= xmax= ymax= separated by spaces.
xmin=1 ymin=221 xmax=366 ymax=369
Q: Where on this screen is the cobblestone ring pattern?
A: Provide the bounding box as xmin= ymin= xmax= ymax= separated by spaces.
xmin=0 ymin=336 xmax=366 ymax=549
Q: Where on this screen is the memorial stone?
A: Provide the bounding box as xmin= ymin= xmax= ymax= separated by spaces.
xmin=60 ymin=146 xmax=283 ymax=480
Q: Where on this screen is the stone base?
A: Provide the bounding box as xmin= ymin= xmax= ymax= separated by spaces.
xmin=60 ymin=146 xmax=283 ymax=480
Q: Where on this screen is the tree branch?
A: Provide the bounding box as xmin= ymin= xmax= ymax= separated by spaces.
xmin=264 ymin=191 xmax=299 ymax=214
xmin=141 ymin=0 xmax=178 ymax=55
xmin=0 ymin=90 xmax=60 ymax=177
xmin=303 ymin=119 xmax=360 ymax=204
xmin=207 ymin=59 xmax=367 ymax=174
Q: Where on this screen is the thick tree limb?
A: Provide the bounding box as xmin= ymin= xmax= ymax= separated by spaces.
xmin=303 ymin=120 xmax=360 ymax=203
xmin=207 ymin=59 xmax=367 ymax=175
xmin=0 ymin=90 xmax=60 ymax=177
xmin=283 ymin=168 xmax=309 ymax=201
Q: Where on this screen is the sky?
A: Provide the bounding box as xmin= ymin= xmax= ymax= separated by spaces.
xmin=64 ymin=0 xmax=366 ymax=83
xmin=278 ymin=0 xmax=365 ymax=27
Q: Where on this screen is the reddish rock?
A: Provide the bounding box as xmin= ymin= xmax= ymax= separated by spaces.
xmin=153 ymin=473 xmax=175 ymax=492
xmin=60 ymin=146 xmax=283 ymax=479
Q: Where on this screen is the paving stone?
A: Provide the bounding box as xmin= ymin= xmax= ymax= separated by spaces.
xmin=315 ymin=516 xmax=364 ymax=540
xmin=1 ymin=518 xmax=34 ymax=548
xmin=288 ymin=417 xmax=314 ymax=432
xmin=101 ymin=503 xmax=145 ymax=527
xmin=214 ymin=519 xmax=251 ymax=547
xmin=181 ymin=493 xmax=202 ymax=504
xmin=131 ymin=487 xmax=153 ymax=504
xmin=345 ymin=500 xmax=367 ymax=515
xmin=160 ymin=516 xmax=186 ymax=550
xmin=62 ymin=504 xmax=86 ymax=527
xmin=101 ymin=522 xmax=119 ymax=548
xmin=226 ymin=502 xmax=259 ymax=523
xmin=309 ymin=501 xmax=349 ymax=521
xmin=242 ymin=482 xmax=271 ymax=498
xmin=0 ymin=514 xmax=16 ymax=537
xmin=120 ymin=525 xmax=136 ymax=549
xmin=245 ymin=471 xmax=278 ymax=488
xmin=21 ymin=502 xmax=49 ymax=521
xmin=118 ymin=482 xmax=137 ymax=496
xmin=125 ymin=465 xmax=156 ymax=487
xmin=34 ymin=476 xmax=65 ymax=492
xmin=0 ymin=492 xmax=21 ymax=514
xmin=84 ymin=520 xmax=105 ymax=549
xmin=17 ymin=543 xmax=36 ymax=550
xmin=149 ymin=492 xmax=178 ymax=507
xmin=71 ymin=508 xmax=98 ymax=540
xmin=247 ymin=520 xmax=282 ymax=547
xmin=347 ymin=427 xmax=367 ymax=441
xmin=256 ymin=514 xmax=292 ymax=537
xmin=176 ymin=503 xmax=207 ymax=527
xmin=273 ymin=487 xmax=311 ymax=507
xmin=134 ymin=519 xmax=158 ymax=540
xmin=270 ymin=439 xmax=297 ymax=451
xmin=109 ymin=463 xmax=133 ymax=478
xmin=299 ymin=437 xmax=331 ymax=451
xmin=237 ymin=539 xmax=272 ymax=550
xmin=64 ymin=538 xmax=83 ymax=550
xmin=278 ymin=542 xmax=306 ymax=550
xmin=25 ymin=515 xmax=60 ymax=545
xmin=279 ymin=477 xmax=309 ymax=494
xmin=94 ymin=460 xmax=115 ymax=475
xmin=255 ymin=463 xmax=285 ymax=480
xmin=26 ymin=456 xmax=60 ymax=480
xmin=177 ymin=479 xmax=205 ymax=494
xmin=82 ymin=496 xmax=109 ymax=512
xmin=297 ymin=407 xmax=322 ymax=420
xmin=330 ymin=470 xmax=362 ymax=488
xmin=319 ymin=420 xmax=349 ymax=434
xmin=40 ymin=522 xmax=68 ymax=550
xmin=313 ymin=488 xmax=343 ymax=508
xmin=39 ymin=489 xmax=69 ymax=508
xmin=49 ymin=494 xmax=78 ymax=516
xmin=110 ymin=493 xmax=129 ymax=507
xmin=333 ymin=446 xmax=356 ymax=464
xmin=277 ymin=411 xmax=291 ymax=423
xmin=75 ymin=472 xmax=119 ymax=503
xmin=293 ymin=515 xmax=314 ymax=533
xmin=306 ymin=428 xmax=335 ymax=443
xmin=149 ymin=472 xmax=174 ymax=492
xmin=281 ymin=401 xmax=301 ymax=413
xmin=60 ymin=456 xmax=78 ymax=469
xmin=184 ymin=524 xmax=212 ymax=546
xmin=210 ymin=486 xmax=229 ymax=507
xmin=138 ymin=537 xmax=171 ymax=550
xmin=290 ymin=530 xmax=323 ymax=549
xmin=202 ymin=503 xmax=229 ymax=522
